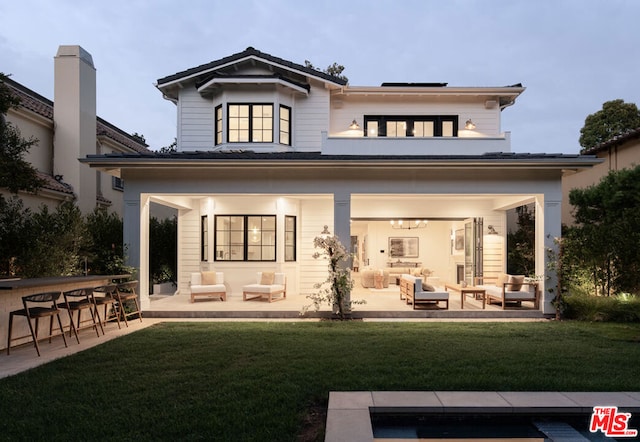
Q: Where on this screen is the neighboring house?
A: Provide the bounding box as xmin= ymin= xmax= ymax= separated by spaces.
xmin=2 ymin=45 xmax=149 ymax=215
xmin=82 ymin=47 xmax=601 ymax=315
xmin=562 ymin=127 xmax=640 ymax=225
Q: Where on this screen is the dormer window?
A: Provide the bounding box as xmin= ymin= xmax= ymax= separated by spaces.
xmin=365 ymin=115 xmax=458 ymax=138
xmin=228 ymin=104 xmax=273 ymax=143
xmin=215 ymin=103 xmax=292 ymax=146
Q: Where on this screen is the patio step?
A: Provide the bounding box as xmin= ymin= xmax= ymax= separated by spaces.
xmin=142 ymin=309 xmax=549 ymax=320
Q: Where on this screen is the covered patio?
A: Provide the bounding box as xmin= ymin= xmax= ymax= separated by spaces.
xmin=145 ymin=271 xmax=544 ymax=319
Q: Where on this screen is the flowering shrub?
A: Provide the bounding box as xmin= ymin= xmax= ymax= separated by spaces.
xmin=303 ymin=227 xmax=364 ymax=319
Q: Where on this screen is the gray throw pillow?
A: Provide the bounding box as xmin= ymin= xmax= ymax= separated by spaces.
xmin=422 ymin=282 xmax=435 ymax=292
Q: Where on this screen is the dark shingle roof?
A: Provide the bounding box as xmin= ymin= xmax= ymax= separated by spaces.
xmin=157 ymin=47 xmax=348 ymax=86
xmin=85 ymin=149 xmax=590 ymax=162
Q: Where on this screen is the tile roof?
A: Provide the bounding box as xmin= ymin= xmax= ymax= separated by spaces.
xmin=583 ymin=126 xmax=640 ymax=155
xmin=36 ymin=171 xmax=74 ymax=196
xmin=2 ymin=76 xmax=151 ymax=153
xmin=156 ymin=46 xmax=348 ymax=86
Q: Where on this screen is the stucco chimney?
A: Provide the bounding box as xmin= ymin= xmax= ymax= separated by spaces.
xmin=53 ymin=45 xmax=97 ymax=213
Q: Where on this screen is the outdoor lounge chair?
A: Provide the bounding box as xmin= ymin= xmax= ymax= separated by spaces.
xmin=190 ymin=272 xmax=226 ymax=303
xmin=242 ymin=272 xmax=286 ymax=302
xmin=475 ymin=275 xmax=539 ymax=309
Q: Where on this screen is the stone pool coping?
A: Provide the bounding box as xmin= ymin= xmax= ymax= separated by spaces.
xmin=325 ymin=391 xmax=640 ymax=441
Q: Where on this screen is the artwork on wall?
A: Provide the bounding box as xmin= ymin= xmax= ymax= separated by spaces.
xmin=389 ymin=237 xmax=419 ymax=258
xmin=454 ymin=229 xmax=464 ymax=251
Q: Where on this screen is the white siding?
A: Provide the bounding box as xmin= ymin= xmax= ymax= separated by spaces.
xmin=298 ymin=199 xmax=333 ymax=294
xmin=292 ymin=83 xmax=330 ymax=151
xmin=177 ymin=205 xmax=201 ymax=293
xmin=177 ymin=88 xmax=214 ymax=151
xmin=329 ymin=96 xmax=502 ymax=138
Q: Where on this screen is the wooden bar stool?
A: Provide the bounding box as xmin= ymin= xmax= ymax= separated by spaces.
xmin=115 ymin=281 xmax=143 ymax=327
xmin=7 ymin=291 xmax=70 ymax=356
xmin=60 ymin=287 xmax=102 ymax=339
xmin=93 ymin=284 xmax=121 ymax=330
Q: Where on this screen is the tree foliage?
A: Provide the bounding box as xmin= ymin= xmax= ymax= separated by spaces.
xmin=0 ymin=73 xmax=43 ymax=193
xmin=507 ymin=205 xmax=535 ymax=276
xmin=158 ymin=138 xmax=177 ymax=153
xmin=85 ymin=208 xmax=124 ymax=274
xmin=149 ymin=216 xmax=177 ymax=284
xmin=18 ymin=201 xmax=89 ymax=278
xmin=304 ymin=60 xmax=348 ymax=83
xmin=566 ymin=165 xmax=640 ymax=295
xmin=0 ymin=199 xmax=131 ymax=278
xmin=579 ymin=99 xmax=640 ymax=152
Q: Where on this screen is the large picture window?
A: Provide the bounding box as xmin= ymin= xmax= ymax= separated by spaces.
xmin=215 ymin=215 xmax=276 ymax=261
xmin=228 ymin=104 xmax=273 ymax=143
xmin=365 ymin=115 xmax=458 ymax=138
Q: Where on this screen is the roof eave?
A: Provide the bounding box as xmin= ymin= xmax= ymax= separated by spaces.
xmin=80 ymin=155 xmax=603 ymax=172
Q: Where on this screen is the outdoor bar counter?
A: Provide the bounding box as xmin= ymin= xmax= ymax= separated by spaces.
xmin=0 ymin=275 xmax=130 ymax=352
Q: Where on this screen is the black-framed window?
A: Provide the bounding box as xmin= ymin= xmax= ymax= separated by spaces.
xmin=215 ymin=215 xmax=276 ymax=261
xmin=279 ymin=105 xmax=291 ymax=146
xmin=215 ymin=105 xmax=223 ymax=145
xmin=285 ymin=215 xmax=296 ymax=261
xmin=112 ymin=176 xmax=124 ymax=191
xmin=228 ymin=104 xmax=273 ymax=143
xmin=201 ymin=215 xmax=208 ymax=261
xmin=364 ymin=115 xmax=458 ymax=138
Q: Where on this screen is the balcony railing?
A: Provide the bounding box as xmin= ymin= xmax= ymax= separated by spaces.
xmin=321 ymin=131 xmax=511 ymax=156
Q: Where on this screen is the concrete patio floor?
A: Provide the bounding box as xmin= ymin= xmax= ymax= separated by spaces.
xmin=145 ymin=281 xmax=546 ymax=319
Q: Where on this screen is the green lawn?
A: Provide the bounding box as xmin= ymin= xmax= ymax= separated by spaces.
xmin=1 ymin=321 xmax=639 ymax=441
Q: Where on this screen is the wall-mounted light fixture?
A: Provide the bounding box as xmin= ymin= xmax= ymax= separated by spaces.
xmin=320 ymin=225 xmax=331 ymax=238
xmin=390 ymin=219 xmax=428 ymax=230
xmin=465 ymin=119 xmax=476 ymax=130
xmin=487 ymin=225 xmax=498 ymax=235
xmin=349 ymin=119 xmax=361 ymax=130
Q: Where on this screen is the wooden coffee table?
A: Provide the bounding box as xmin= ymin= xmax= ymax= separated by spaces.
xmin=444 ymin=283 xmax=486 ymax=309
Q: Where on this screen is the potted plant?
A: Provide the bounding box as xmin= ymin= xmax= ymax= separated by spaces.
xmin=151 ymin=265 xmax=175 ymax=294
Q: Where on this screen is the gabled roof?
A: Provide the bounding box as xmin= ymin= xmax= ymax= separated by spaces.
xmin=2 ymin=76 xmax=151 ymax=153
xmin=156 ymin=46 xmax=348 ymax=90
xmin=583 ymin=126 xmax=640 ymax=155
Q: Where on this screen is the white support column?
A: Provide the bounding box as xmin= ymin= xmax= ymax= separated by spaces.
xmin=333 ymin=191 xmax=352 ymax=252
xmin=334 ymin=191 xmax=352 ymax=305
xmin=139 ymin=197 xmax=150 ymax=309
xmin=540 ymin=198 xmax=562 ymax=315
xmin=123 ymin=196 xmax=149 ymax=309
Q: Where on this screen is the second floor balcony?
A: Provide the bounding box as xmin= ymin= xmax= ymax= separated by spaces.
xmin=321 ymin=131 xmax=512 ymax=156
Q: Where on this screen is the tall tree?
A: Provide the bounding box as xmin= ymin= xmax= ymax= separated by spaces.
xmin=579 ymin=99 xmax=640 ymax=152
xmin=507 ymin=205 xmax=535 ymax=276
xmin=567 ymin=165 xmax=640 ymax=294
xmin=304 ymin=60 xmax=348 ymax=83
xmin=0 ymin=73 xmax=43 ymax=193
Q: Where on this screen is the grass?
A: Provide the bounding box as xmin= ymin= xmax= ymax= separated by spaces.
xmin=1 ymin=321 xmax=640 ymax=441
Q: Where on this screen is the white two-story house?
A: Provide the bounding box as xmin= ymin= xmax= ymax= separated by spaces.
xmin=82 ymin=47 xmax=600 ymax=315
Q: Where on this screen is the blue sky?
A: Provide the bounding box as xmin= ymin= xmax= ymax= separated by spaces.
xmin=1 ymin=0 xmax=638 ymax=153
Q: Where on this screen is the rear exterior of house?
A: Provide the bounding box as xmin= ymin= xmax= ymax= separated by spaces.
xmin=83 ymin=47 xmax=600 ymax=315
